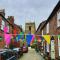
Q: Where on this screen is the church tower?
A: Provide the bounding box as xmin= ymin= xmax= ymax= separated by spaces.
xmin=25 ymin=21 xmax=36 ymax=34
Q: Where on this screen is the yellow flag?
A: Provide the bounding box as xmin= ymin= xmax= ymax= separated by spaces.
xmin=43 ymin=35 xmax=50 ymax=44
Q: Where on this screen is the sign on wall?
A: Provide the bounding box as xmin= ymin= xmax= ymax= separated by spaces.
xmin=51 ymin=38 xmax=55 ymax=59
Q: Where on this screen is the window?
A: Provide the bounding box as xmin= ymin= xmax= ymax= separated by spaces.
xmin=57 ymin=10 xmax=60 ymax=27
xmin=29 ymin=26 xmax=31 ymax=31
xmin=58 ymin=36 xmax=60 ymax=56
xmin=1 ymin=20 xmax=5 ymax=30
xmin=42 ymin=30 xmax=43 ymax=35
xmin=7 ymin=25 xmax=9 ymax=32
xmin=46 ymin=23 xmax=49 ymax=33
xmin=29 ymin=26 xmax=31 ymax=33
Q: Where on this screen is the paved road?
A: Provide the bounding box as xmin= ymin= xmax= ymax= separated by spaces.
xmin=19 ymin=47 xmax=45 ymax=60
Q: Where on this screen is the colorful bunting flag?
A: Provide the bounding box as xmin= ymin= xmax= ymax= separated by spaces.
xmin=37 ymin=36 xmax=41 ymax=42
xmin=4 ymin=34 xmax=11 ymax=45
xmin=26 ymin=34 xmax=33 ymax=46
xmin=4 ymin=26 xmax=8 ymax=33
xmin=30 ymin=35 xmax=35 ymax=45
xmin=0 ymin=36 xmax=3 ymax=41
xmin=13 ymin=29 xmax=17 ymax=37
xmin=16 ymin=35 xmax=21 ymax=41
xmin=20 ymin=32 xmax=24 ymax=39
xmin=34 ymin=38 xmax=37 ymax=43
xmin=43 ymin=35 xmax=50 ymax=44
xmin=40 ymin=36 xmax=44 ymax=41
xmin=58 ymin=35 xmax=60 ymax=40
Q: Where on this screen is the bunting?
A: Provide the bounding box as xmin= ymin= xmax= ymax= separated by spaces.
xmin=0 ymin=36 xmax=3 ymax=41
xmin=26 ymin=34 xmax=33 ymax=46
xmin=43 ymin=35 xmax=50 ymax=44
xmin=20 ymin=32 xmax=24 ymax=39
xmin=13 ymin=29 xmax=17 ymax=37
xmin=37 ymin=36 xmax=41 ymax=42
xmin=58 ymin=35 xmax=60 ymax=39
xmin=30 ymin=35 xmax=35 ymax=45
xmin=4 ymin=26 xmax=11 ymax=45
xmin=4 ymin=34 xmax=11 ymax=45
xmin=4 ymin=26 xmax=8 ymax=33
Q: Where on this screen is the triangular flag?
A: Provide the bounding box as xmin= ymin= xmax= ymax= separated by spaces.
xmin=43 ymin=35 xmax=50 ymax=44
xmin=0 ymin=36 xmax=3 ymax=41
xmin=4 ymin=26 xmax=8 ymax=33
xmin=37 ymin=36 xmax=41 ymax=42
xmin=16 ymin=35 xmax=21 ymax=41
xmin=58 ymin=35 xmax=60 ymax=40
xmin=13 ymin=29 xmax=17 ymax=37
xmin=30 ymin=35 xmax=35 ymax=44
xmin=34 ymin=38 xmax=37 ymax=43
xmin=4 ymin=34 xmax=11 ymax=45
xmin=20 ymin=32 xmax=24 ymax=39
xmin=26 ymin=34 xmax=33 ymax=46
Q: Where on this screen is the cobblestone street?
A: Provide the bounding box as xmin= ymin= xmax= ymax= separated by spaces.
xmin=19 ymin=47 xmax=45 ymax=60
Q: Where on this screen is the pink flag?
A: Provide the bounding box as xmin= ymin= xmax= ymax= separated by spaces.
xmin=30 ymin=35 xmax=35 ymax=43
xmin=4 ymin=34 xmax=11 ymax=45
xmin=4 ymin=26 xmax=8 ymax=33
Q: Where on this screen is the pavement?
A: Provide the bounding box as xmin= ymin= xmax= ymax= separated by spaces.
xmin=19 ymin=47 xmax=45 ymax=60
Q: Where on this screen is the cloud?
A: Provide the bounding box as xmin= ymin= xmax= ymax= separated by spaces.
xmin=0 ymin=0 xmax=59 ymax=30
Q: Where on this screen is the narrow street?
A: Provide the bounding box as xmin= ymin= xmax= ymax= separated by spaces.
xmin=19 ymin=47 xmax=45 ymax=60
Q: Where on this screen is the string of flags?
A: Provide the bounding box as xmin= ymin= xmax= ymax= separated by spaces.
xmin=2 ymin=34 xmax=60 ymax=45
xmin=0 ymin=26 xmax=60 ymax=46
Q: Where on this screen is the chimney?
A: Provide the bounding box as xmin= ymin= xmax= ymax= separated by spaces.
xmin=7 ymin=16 xmax=14 ymax=24
xmin=0 ymin=9 xmax=5 ymax=16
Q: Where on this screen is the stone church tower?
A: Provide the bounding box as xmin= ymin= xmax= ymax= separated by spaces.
xmin=25 ymin=22 xmax=36 ymax=34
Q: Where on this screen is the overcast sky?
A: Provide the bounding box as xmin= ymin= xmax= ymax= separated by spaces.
xmin=0 ymin=0 xmax=59 ymax=30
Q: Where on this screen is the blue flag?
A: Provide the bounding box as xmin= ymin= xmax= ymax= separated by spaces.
xmin=26 ymin=34 xmax=33 ymax=46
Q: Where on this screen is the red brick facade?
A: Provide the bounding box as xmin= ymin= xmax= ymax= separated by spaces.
xmin=36 ymin=1 xmax=60 ymax=60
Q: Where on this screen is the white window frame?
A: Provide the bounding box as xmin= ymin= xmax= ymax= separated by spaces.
xmin=7 ymin=25 xmax=9 ymax=33
xmin=1 ymin=20 xmax=5 ymax=30
xmin=46 ymin=23 xmax=49 ymax=33
xmin=57 ymin=9 xmax=60 ymax=27
xmin=42 ymin=30 xmax=43 ymax=35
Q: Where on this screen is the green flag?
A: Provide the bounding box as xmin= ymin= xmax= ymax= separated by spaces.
xmin=58 ymin=35 xmax=60 ymax=39
xmin=0 ymin=36 xmax=3 ymax=41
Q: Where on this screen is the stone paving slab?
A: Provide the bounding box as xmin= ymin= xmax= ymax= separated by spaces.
xmin=19 ymin=47 xmax=45 ymax=60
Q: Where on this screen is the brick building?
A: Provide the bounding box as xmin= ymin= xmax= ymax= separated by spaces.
xmin=0 ymin=10 xmax=23 ymax=48
xmin=36 ymin=1 xmax=60 ymax=60
xmin=7 ymin=16 xmax=23 ymax=48
xmin=0 ymin=10 xmax=14 ymax=48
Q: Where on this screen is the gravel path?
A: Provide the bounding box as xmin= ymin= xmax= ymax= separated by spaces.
xmin=19 ymin=47 xmax=45 ymax=60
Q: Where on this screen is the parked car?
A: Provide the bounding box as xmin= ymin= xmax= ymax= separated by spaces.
xmin=23 ymin=45 xmax=28 ymax=53
xmin=0 ymin=49 xmax=17 ymax=60
xmin=13 ymin=47 xmax=23 ymax=58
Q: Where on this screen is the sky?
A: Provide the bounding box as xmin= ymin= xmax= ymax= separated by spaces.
xmin=0 ymin=0 xmax=59 ymax=30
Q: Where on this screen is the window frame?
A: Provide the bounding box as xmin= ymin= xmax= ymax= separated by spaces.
xmin=46 ymin=23 xmax=49 ymax=33
xmin=57 ymin=9 xmax=60 ymax=27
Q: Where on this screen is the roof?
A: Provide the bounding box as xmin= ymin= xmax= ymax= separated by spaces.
xmin=41 ymin=0 xmax=60 ymax=30
xmin=14 ymin=24 xmax=23 ymax=32
xmin=36 ymin=20 xmax=46 ymax=33
xmin=0 ymin=14 xmax=14 ymax=27
xmin=0 ymin=14 xmax=14 ymax=33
